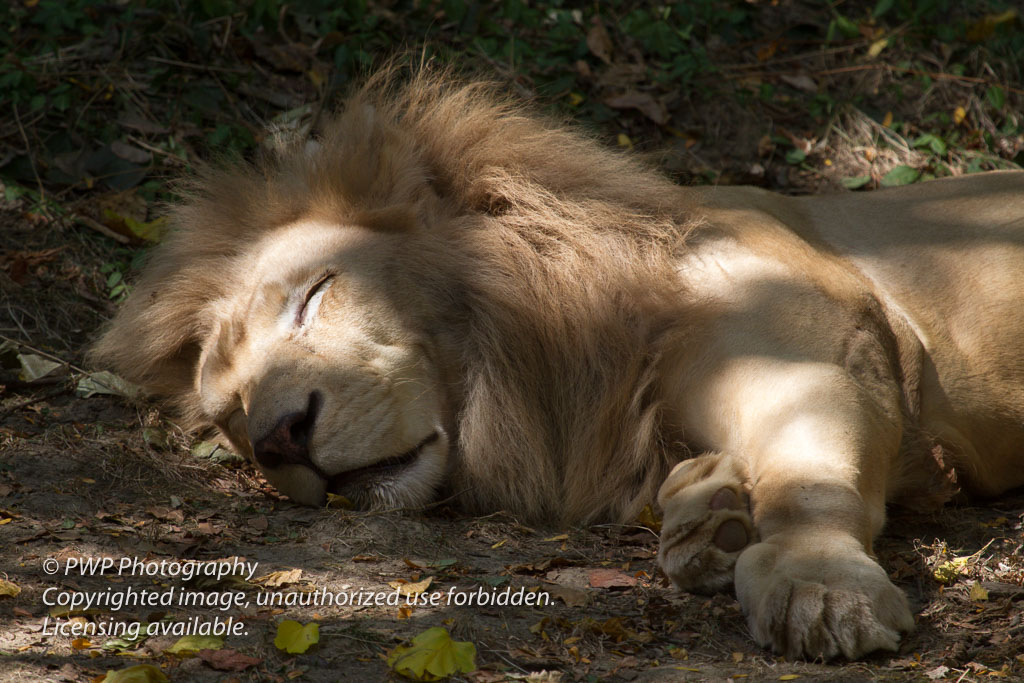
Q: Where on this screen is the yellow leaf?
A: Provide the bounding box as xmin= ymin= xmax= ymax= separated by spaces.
xmin=954 ymin=106 xmax=967 ymax=125
xmin=732 ymin=652 xmax=744 ymax=663
xmin=966 ymin=10 xmax=1018 ymax=41
xmin=101 ymin=664 xmax=169 ymax=683
xmin=275 ymin=620 xmax=319 ymax=654
xmin=568 ymin=92 xmax=584 ymax=107
xmin=970 ymin=581 xmax=989 ymax=602
xmin=386 ymin=627 xmax=476 ymax=681
xmin=396 ymin=577 xmax=433 ymax=598
xmin=72 ymin=638 xmax=91 ymax=650
xmin=166 ymin=634 xmax=224 ymax=655
xmin=617 ymin=134 xmax=634 ymax=150
xmin=0 ymin=518 xmax=11 ymax=525
xmin=867 ymin=38 xmax=888 ymax=58
xmin=933 ymin=556 xmax=969 ymax=584
xmin=635 ymin=504 xmax=662 ymax=533
xmin=325 ymin=493 xmax=353 ymax=509
xmin=881 ymin=111 xmax=893 ymax=128
xmin=779 ymin=676 xmax=802 ymax=681
xmin=543 ymin=534 xmax=569 ymax=542
xmin=0 ymin=578 xmax=20 ymax=598
xmin=490 ymin=539 xmax=506 ymax=549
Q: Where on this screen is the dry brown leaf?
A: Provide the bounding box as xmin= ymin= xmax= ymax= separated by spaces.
xmin=545 ymin=584 xmax=589 ymax=607
xmin=604 ymin=92 xmax=667 ymax=125
xmin=258 ymin=568 xmax=302 ymax=588
xmin=588 ymin=568 xmax=638 ymax=589
xmin=586 ymin=20 xmax=614 ymax=65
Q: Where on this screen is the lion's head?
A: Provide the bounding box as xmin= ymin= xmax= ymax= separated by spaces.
xmin=91 ymin=66 xmax=701 ymax=523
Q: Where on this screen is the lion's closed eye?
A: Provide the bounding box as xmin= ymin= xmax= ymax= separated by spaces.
xmin=295 ymin=274 xmax=334 ymax=329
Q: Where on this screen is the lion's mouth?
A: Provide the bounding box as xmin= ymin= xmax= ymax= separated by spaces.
xmin=326 ymin=431 xmax=439 ymax=494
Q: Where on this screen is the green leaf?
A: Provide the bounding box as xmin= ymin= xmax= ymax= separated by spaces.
xmin=785 ymin=148 xmax=806 ymax=165
xmin=387 ymin=626 xmax=477 ymax=681
xmin=167 ymin=634 xmax=225 ymax=655
xmin=102 ymin=624 xmax=151 ymax=652
xmin=913 ymin=133 xmax=947 ymax=155
xmin=872 ymin=0 xmax=895 ymax=18
xmin=987 ymin=85 xmax=1006 ymax=111
xmin=841 ymin=175 xmax=872 ymax=190
xmin=274 ymin=620 xmax=319 ymax=654
xmin=833 ymin=13 xmax=859 ymax=39
xmin=880 ymin=165 xmax=921 ymax=187
xmin=101 ymin=664 xmax=169 ymax=682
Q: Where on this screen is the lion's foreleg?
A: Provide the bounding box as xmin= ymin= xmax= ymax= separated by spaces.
xmin=663 ymin=359 xmax=914 ymax=659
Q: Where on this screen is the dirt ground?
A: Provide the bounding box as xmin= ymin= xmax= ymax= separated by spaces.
xmin=3 ymin=3 xmax=1024 ymax=681
xmin=2 ymin=385 xmax=1024 ymax=683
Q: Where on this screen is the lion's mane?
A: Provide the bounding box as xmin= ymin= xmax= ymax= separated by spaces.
xmin=92 ymin=66 xmax=706 ymax=523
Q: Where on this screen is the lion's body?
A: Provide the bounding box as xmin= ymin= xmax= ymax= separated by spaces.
xmin=92 ymin=69 xmax=1024 ymax=660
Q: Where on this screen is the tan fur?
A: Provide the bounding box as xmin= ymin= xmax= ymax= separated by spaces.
xmin=92 ymin=66 xmax=1024 ymax=661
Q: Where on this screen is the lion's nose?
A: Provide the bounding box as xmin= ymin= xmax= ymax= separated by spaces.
xmin=252 ymin=392 xmax=320 ymax=469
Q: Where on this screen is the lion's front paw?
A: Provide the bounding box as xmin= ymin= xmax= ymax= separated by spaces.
xmin=735 ymin=534 xmax=915 ymax=660
xmin=657 ymin=452 xmax=755 ymax=593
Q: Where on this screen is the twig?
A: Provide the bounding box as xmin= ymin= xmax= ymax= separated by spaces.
xmin=1 ymin=387 xmax=69 ymax=419
xmin=74 ymin=214 xmax=131 ymax=244
xmin=146 ymin=56 xmax=247 ymax=73
xmin=0 ymin=334 xmax=91 ymax=377
xmin=12 ymin=104 xmax=44 ymax=201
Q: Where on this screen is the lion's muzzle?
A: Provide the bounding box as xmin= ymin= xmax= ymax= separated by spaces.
xmin=251 ymin=391 xmax=323 ymax=473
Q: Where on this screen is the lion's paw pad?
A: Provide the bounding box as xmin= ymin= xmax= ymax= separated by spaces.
xmin=657 ymin=452 xmax=755 ymax=592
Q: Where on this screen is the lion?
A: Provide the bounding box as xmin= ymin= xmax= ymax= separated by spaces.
xmin=91 ymin=67 xmax=1024 ymax=661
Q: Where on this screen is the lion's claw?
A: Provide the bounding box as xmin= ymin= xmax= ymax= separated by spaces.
xmin=657 ymin=452 xmax=755 ymax=592
xmin=736 ymin=534 xmax=915 ymax=660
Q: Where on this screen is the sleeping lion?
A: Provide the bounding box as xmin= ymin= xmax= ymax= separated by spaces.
xmin=92 ymin=69 xmax=1024 ymax=661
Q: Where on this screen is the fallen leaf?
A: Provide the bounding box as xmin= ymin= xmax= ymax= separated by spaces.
xmin=258 ymin=568 xmax=302 ymax=587
xmin=966 ymin=9 xmax=1017 ymax=41
xmin=274 ymin=620 xmax=319 ymax=654
xmin=110 ymin=140 xmax=152 ymax=165
xmin=634 ymin=504 xmax=661 ymax=533
xmin=0 ymin=578 xmax=21 ymax=598
xmin=387 ymin=626 xmax=477 ymax=681
xmin=197 ymin=648 xmax=263 ymax=672
xmin=391 ymin=576 xmax=433 ymax=598
xmin=934 ymin=556 xmax=969 ymax=583
xmin=604 ymin=92 xmax=667 ymax=125
xmin=167 ymin=634 xmax=224 ymax=655
xmin=588 ymin=568 xmax=638 ymax=589
xmin=780 ymin=74 xmax=817 ymax=92
xmin=100 ymin=664 xmax=169 ymax=682
xmin=586 ymin=20 xmax=614 ymax=65
xmin=545 ymin=584 xmax=589 ymax=607
xmin=970 ymin=581 xmax=989 ymax=602
xmin=17 ymin=353 xmax=64 ymax=381
xmin=76 ymin=371 xmax=139 ymax=399
xmin=867 ymin=37 xmax=889 ymax=57
xmin=326 ymin=493 xmax=353 ymax=509
xmin=543 ymin=534 xmax=569 ymax=542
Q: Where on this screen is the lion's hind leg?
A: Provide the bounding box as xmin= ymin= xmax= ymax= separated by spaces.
xmin=657 ymin=451 xmax=755 ymax=593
